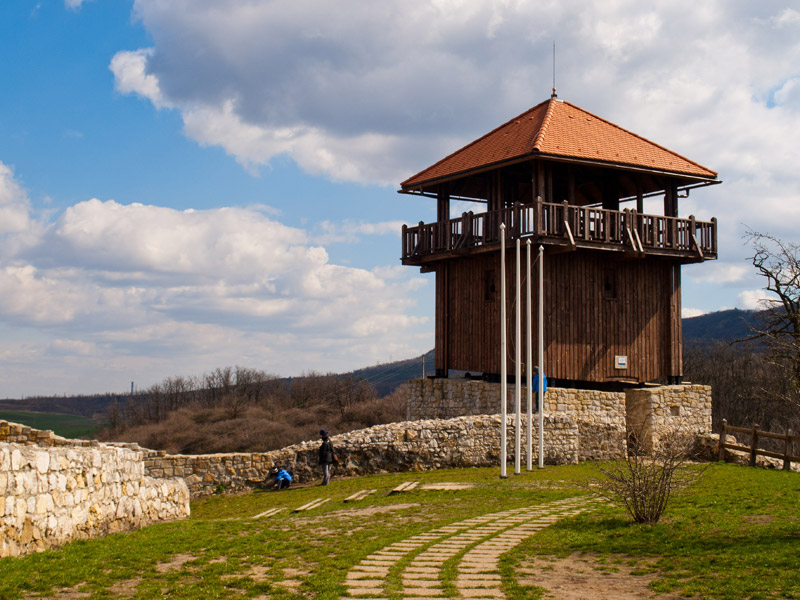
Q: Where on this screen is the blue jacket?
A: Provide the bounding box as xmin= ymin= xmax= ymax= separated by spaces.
xmin=275 ymin=468 xmax=293 ymax=484
xmin=532 ymin=373 xmax=547 ymax=393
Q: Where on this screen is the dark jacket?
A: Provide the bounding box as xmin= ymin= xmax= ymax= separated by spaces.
xmin=318 ymin=438 xmax=335 ymax=465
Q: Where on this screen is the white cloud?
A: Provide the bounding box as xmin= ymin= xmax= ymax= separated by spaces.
xmin=689 ymin=262 xmax=749 ymax=285
xmin=681 ymin=307 xmax=707 ymax=318
xmin=0 ymin=161 xmax=431 ymax=394
xmin=0 ymin=163 xmax=32 ymax=235
xmin=64 ymin=0 xmax=92 ymax=11
xmin=737 ymin=289 xmax=769 ymax=310
xmin=316 ymin=220 xmax=405 ymax=244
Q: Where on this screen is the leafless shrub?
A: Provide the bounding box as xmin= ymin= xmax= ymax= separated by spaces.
xmin=590 ymin=427 xmax=703 ymax=524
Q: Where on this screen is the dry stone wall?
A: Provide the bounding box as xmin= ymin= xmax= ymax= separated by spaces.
xmin=626 ymin=385 xmax=712 ymax=451
xmin=143 ymin=413 xmax=579 ymax=497
xmin=407 ymin=379 xmax=628 ymax=461
xmin=0 ymin=422 xmax=190 ymax=559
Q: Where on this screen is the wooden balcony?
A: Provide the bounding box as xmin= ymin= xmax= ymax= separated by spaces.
xmin=402 ymin=199 xmax=717 ymax=266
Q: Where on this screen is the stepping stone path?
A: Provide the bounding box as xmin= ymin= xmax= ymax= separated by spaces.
xmin=293 ymin=498 xmax=331 ymax=512
xmin=345 ymin=489 xmax=378 ymax=502
xmin=391 ymin=481 xmax=420 ymax=494
xmin=344 ymin=496 xmax=598 ymax=600
xmin=251 ymin=507 xmax=286 ymax=519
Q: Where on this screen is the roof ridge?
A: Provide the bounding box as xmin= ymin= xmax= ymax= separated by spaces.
xmin=560 ymin=101 xmax=717 ymax=178
xmin=400 ymin=100 xmax=550 ymax=188
xmin=532 ymin=97 xmax=558 ymax=151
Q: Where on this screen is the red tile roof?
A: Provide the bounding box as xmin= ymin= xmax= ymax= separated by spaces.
xmin=401 ymin=98 xmax=717 ymax=189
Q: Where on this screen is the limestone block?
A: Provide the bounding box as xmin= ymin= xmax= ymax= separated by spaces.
xmin=35 ymin=451 xmax=49 ymax=473
xmin=11 ymin=448 xmax=21 ymax=470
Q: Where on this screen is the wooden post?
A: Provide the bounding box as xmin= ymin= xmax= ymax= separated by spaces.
xmin=535 ymin=196 xmax=543 ymax=235
xmin=402 ymin=224 xmax=407 ymax=258
xmin=784 ymin=429 xmax=793 ymax=471
xmin=718 ymin=419 xmax=727 ymax=462
xmin=750 ymin=424 xmax=759 ymax=467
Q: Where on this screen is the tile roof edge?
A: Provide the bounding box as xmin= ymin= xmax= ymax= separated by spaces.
xmin=533 ymin=97 xmax=558 ymax=150
xmin=560 ymin=101 xmax=718 ymax=179
xmin=400 ymin=99 xmax=550 ymax=188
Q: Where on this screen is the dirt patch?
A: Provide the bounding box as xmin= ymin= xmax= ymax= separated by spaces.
xmin=106 ymin=576 xmax=142 ymax=598
xmin=516 ymin=553 xmax=681 ymax=600
xmin=742 ymin=514 xmax=774 ymax=526
xmin=155 ymin=553 xmax=197 ymax=573
xmin=24 ymin=586 xmax=90 ymax=599
xmin=327 ymin=503 xmax=421 ymax=518
xmin=278 ymin=566 xmax=309 ymax=590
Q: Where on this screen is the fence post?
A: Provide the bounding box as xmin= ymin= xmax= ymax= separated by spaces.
xmin=750 ymin=424 xmax=759 ymax=467
xmin=784 ymin=429 xmax=793 ymax=471
xmin=718 ymin=418 xmax=727 ymax=462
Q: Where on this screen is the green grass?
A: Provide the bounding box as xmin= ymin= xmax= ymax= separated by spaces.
xmin=0 ymin=463 xmax=798 ymax=599
xmin=0 ymin=410 xmax=102 ymax=439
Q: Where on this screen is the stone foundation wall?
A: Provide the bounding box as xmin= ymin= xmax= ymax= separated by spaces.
xmin=407 ymin=379 xmax=627 ymax=461
xmin=143 ymin=413 xmax=580 ymax=497
xmin=1 ymin=424 xmax=190 ymax=559
xmin=626 ymin=385 xmax=712 ymax=451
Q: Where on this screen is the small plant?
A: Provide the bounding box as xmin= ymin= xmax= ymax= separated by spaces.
xmin=590 ymin=427 xmax=702 ymax=524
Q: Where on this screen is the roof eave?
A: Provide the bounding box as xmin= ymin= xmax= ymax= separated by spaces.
xmin=399 ymin=151 xmax=718 ymax=195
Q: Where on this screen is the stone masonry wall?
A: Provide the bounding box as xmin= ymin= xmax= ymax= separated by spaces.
xmin=142 ymin=413 xmax=579 ymax=497
xmin=407 ymin=379 xmax=627 ymax=461
xmin=626 ymin=384 xmax=713 ymax=451
xmin=1 ymin=422 xmax=190 ymax=559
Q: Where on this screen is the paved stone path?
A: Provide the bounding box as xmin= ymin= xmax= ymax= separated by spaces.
xmin=344 ymin=496 xmax=597 ymax=600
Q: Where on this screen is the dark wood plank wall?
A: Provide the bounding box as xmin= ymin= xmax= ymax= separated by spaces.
xmin=434 ymin=249 xmax=682 ymax=383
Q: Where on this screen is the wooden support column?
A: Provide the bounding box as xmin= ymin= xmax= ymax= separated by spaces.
xmin=435 ymin=264 xmax=449 ymax=378
xmin=668 ymin=264 xmax=682 ymax=383
xmin=436 ymin=186 xmax=450 ymax=223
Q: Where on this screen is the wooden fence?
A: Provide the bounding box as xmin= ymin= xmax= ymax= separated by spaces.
xmin=717 ymin=418 xmax=800 ymax=471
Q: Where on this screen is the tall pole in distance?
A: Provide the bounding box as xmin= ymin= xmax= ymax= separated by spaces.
xmin=500 ymin=224 xmax=507 ymax=478
xmin=538 ymin=244 xmax=545 ymax=469
xmin=515 ymin=237 xmax=522 ymax=475
xmin=526 ymin=240 xmax=533 ymax=471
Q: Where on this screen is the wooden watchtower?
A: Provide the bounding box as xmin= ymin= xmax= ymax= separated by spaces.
xmin=400 ymin=96 xmax=719 ymax=387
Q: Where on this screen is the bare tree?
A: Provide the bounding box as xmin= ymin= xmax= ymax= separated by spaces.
xmin=590 ymin=427 xmax=702 ymax=524
xmin=746 ymin=229 xmax=800 ymax=407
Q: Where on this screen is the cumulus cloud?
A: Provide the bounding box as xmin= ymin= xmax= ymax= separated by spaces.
xmin=738 ymin=289 xmax=770 ymax=310
xmin=316 ymin=220 xmax=404 ymax=244
xmin=109 ymin=2 xmax=800 ymax=250
xmin=0 ymin=161 xmax=430 ymax=394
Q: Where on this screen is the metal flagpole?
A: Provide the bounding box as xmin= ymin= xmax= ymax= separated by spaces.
xmin=500 ymin=224 xmax=508 ymax=478
xmin=538 ymin=244 xmax=545 ymax=469
xmin=515 ymin=237 xmax=522 ymax=475
xmin=526 ymin=240 xmax=533 ymax=471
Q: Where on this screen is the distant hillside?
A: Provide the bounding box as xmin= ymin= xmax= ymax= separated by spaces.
xmin=682 ymin=309 xmax=759 ymax=345
xmin=351 ymin=349 xmax=435 ymax=396
xmin=0 ymin=394 xmax=124 ymax=419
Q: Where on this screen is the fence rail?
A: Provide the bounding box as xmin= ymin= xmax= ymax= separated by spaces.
xmin=717 ymin=419 xmax=800 ymax=470
xmin=402 ymin=198 xmax=717 ymax=262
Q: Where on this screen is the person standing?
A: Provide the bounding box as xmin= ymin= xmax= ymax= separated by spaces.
xmin=318 ymin=429 xmax=335 ymax=485
xmin=532 ymin=366 xmax=547 ymax=412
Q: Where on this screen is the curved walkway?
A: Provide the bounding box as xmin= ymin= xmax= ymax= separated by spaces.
xmin=345 ymin=496 xmax=598 ymax=600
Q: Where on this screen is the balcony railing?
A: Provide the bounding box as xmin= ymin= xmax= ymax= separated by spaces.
xmin=402 ymin=199 xmax=717 ymax=263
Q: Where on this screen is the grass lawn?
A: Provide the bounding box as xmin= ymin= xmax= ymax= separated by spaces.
xmin=0 ymin=411 xmax=102 ymax=439
xmin=0 ymin=463 xmax=798 ymax=599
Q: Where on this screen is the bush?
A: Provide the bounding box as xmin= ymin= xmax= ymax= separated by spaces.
xmin=591 ymin=427 xmax=703 ymax=524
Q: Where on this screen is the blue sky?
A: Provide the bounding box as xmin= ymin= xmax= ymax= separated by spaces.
xmin=1 ymin=0 xmax=799 ymax=397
